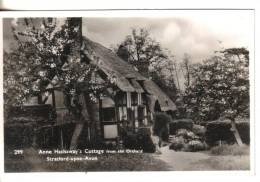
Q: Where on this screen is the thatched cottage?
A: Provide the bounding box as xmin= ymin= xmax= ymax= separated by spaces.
xmin=6 ymin=36 xmax=176 ymax=149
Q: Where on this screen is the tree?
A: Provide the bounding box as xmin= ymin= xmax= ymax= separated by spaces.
xmin=184 ymin=48 xmax=249 ymax=145
xmin=115 ymin=28 xmax=178 ymax=101
xmin=4 ymin=18 xmax=113 ymax=148
xmin=116 ymin=28 xmax=168 ymax=76
xmin=4 ymin=18 xmax=85 ymax=107
xmin=180 ymin=53 xmax=192 ymax=88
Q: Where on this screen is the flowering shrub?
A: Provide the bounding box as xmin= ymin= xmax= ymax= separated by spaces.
xmin=192 ymin=124 xmax=206 ymax=137
xmin=187 ymin=140 xmax=207 ymax=152
xmin=169 ymin=136 xmax=185 ymax=150
xmin=4 ymin=18 xmax=115 ymax=120
xmin=176 ymin=129 xmax=200 ymax=140
xmin=184 ymin=48 xmax=249 ymax=122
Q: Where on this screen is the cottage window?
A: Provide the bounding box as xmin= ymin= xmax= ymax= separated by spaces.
xmin=116 ymin=92 xmax=127 ymax=106
xmin=138 ymin=106 xmax=144 ymax=120
xmin=143 ymin=106 xmax=148 ymax=125
xmin=101 ymin=97 xmax=115 ymax=108
xmin=142 ymin=93 xmax=147 ymax=105
xmin=127 ymin=108 xmax=134 ymax=127
xmin=102 ymin=107 xmax=115 ymax=122
xmin=103 ymin=125 xmax=118 ymax=139
xmin=131 ymin=93 xmax=138 ymax=106
xmin=54 ymin=90 xmax=66 ymax=109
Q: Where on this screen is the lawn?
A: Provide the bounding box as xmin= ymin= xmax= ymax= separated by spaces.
xmin=4 ymin=148 xmax=170 ymax=172
xmin=5 ymin=144 xmax=250 ymax=172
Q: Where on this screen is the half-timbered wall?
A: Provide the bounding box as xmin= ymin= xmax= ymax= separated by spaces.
xmin=100 ymin=97 xmax=118 ymax=140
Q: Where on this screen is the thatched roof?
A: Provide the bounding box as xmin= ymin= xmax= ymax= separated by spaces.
xmin=82 ymin=37 xmax=176 ymax=111
xmin=143 ymin=80 xmax=177 ymax=111
xmin=130 ymin=79 xmax=144 ymax=93
xmin=82 ymin=37 xmax=145 ymax=80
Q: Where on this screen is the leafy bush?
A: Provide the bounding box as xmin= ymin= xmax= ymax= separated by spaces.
xmin=123 ymin=128 xmax=155 ymax=153
xmin=210 ymin=144 xmax=249 ymax=156
xmin=237 ymin=121 xmax=250 ymax=145
xmin=169 ymin=135 xmax=207 ymax=152
xmin=205 ymin=119 xmax=250 ymax=146
xmin=169 ymin=127 xmax=207 ymax=152
xmin=169 ymin=136 xmax=185 ymax=150
xmin=187 ymin=140 xmax=207 ymax=152
xmin=176 ymin=129 xmax=199 ymax=140
xmin=192 ymin=124 xmax=206 ymax=137
xmin=169 ymin=119 xmax=193 ymax=135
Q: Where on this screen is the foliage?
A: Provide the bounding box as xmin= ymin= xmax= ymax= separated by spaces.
xmin=205 ymin=119 xmax=250 ymax=146
xmin=183 ymin=48 xmax=249 ymax=122
xmin=5 ymin=124 xmax=35 ymax=148
xmin=192 ymin=124 xmax=206 ymax=137
xmin=115 ymin=28 xmax=178 ymax=101
xmin=180 ymin=53 xmax=192 ymax=88
xmin=169 ymin=136 xmax=185 ymax=150
xmin=169 ymin=133 xmax=207 ymax=152
xmin=169 ymin=118 xmax=193 ymax=134
xmin=169 ymin=123 xmax=207 ymax=152
xmin=122 ymin=128 xmax=156 ymax=153
xmin=4 ymin=18 xmax=113 ymax=119
xmin=7 ymin=104 xmax=56 ymax=122
xmin=187 ymin=140 xmax=207 ymax=152
xmin=176 ymin=129 xmax=200 ymax=140
xmin=153 ymin=112 xmax=172 ymax=139
xmin=116 ymin=28 xmax=167 ymax=76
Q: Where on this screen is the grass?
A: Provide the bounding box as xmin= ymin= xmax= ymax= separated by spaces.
xmin=210 ymin=144 xmax=249 ymax=156
xmin=5 ymin=148 xmax=170 ymax=172
xmin=5 ymin=144 xmax=250 ymax=172
xmin=192 ymin=144 xmax=251 ymax=170
xmin=194 ymin=155 xmax=250 ymax=170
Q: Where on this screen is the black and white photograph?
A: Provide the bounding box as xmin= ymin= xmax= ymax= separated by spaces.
xmin=1 ymin=10 xmax=253 ymax=172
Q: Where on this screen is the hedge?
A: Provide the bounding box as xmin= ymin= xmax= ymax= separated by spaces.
xmin=7 ymin=104 xmax=56 ymax=123
xmin=4 ymin=124 xmax=35 ymax=148
xmin=205 ymin=119 xmax=250 ymax=146
xmin=169 ymin=119 xmax=193 ymax=135
xmin=122 ymin=127 xmax=156 ymax=153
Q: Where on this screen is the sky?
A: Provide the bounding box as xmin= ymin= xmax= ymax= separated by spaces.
xmin=82 ymin=11 xmax=254 ymax=63
xmin=3 ymin=11 xmax=253 ymax=64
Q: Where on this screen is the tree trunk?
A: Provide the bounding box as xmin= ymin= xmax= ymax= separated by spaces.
xmin=173 ymin=62 xmax=181 ymax=92
xmin=70 ymin=123 xmax=84 ymax=149
xmin=69 ymin=94 xmax=101 ymax=149
xmin=230 ymin=118 xmax=243 ymax=146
